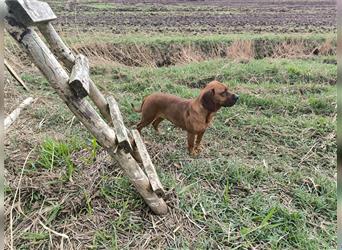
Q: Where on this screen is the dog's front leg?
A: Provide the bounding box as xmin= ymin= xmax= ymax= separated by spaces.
xmin=195 ymin=131 xmax=205 ymax=153
xmin=187 ymin=132 xmax=196 ymax=156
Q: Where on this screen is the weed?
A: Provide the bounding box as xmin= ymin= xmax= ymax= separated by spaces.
xmin=35 ymin=138 xmax=82 ymax=181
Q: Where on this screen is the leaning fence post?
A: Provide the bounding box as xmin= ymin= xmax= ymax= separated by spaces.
xmin=4 ymin=2 xmax=168 ymax=214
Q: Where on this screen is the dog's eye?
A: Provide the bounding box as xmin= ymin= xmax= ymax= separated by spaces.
xmin=220 ymin=92 xmax=228 ymax=97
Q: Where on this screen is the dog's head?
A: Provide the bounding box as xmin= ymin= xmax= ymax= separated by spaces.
xmin=200 ymin=80 xmax=239 ymax=112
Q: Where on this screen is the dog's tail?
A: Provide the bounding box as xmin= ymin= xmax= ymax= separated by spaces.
xmin=131 ymin=97 xmax=146 ymax=113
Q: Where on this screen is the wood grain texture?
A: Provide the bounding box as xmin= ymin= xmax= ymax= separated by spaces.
xmin=132 ymin=129 xmax=165 ymax=197
xmin=107 ymin=96 xmax=132 ymax=152
xmin=38 ymin=22 xmax=111 ymax=122
xmin=69 ymin=54 xmax=90 ymax=99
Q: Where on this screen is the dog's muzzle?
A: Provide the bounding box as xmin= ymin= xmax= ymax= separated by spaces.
xmin=224 ymin=94 xmax=239 ymax=107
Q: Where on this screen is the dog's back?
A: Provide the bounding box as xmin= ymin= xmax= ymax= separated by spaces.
xmin=135 ymin=93 xmax=191 ymax=131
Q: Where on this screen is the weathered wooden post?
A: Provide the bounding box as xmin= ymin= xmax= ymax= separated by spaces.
xmin=4 ymin=0 xmax=168 ymax=215
xmin=69 ymin=54 xmax=90 ymax=99
xmin=38 ymin=22 xmax=112 ymax=122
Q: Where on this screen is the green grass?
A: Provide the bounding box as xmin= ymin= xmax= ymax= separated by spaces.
xmin=34 ymin=138 xmax=83 ymax=180
xmin=4 ymin=0 xmax=336 ymax=247
xmin=95 ymin=57 xmax=336 ymax=248
xmin=84 ymin=2 xmax=117 ymax=9
xmin=6 ymin=50 xmax=336 ymax=248
xmin=64 ymin=31 xmax=336 ymax=46
xmin=106 ymin=58 xmax=336 ymax=88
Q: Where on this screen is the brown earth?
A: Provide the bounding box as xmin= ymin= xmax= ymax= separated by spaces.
xmin=47 ymin=0 xmax=336 ymax=34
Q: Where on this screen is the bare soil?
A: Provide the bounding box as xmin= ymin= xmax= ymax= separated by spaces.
xmin=48 ymin=0 xmax=336 ymax=34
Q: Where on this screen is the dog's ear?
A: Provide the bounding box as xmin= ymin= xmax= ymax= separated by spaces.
xmin=201 ymin=89 xmax=216 ymax=112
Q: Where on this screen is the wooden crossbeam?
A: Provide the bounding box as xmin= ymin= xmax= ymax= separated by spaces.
xmin=5 ymin=0 xmax=56 ymax=25
xmin=107 ymin=96 xmax=132 ymax=152
xmin=132 ymin=130 xmax=165 ymax=197
xmin=69 ymin=54 xmax=90 ymax=99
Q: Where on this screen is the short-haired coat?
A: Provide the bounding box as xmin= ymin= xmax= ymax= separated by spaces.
xmin=133 ymin=81 xmax=239 ymax=155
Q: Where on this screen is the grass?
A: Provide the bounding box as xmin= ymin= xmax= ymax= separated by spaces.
xmin=106 ymin=58 xmax=336 ymax=87
xmin=64 ymin=32 xmax=336 ymax=46
xmin=66 ymin=33 xmax=335 ymax=67
xmin=4 ymin=35 xmax=336 ymax=249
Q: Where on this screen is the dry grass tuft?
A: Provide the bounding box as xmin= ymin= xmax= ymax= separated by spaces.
xmin=73 ymin=43 xmax=160 ymax=67
xmin=170 ymin=44 xmax=206 ymax=65
xmin=272 ymin=40 xmax=309 ymax=59
xmin=316 ymin=38 xmax=334 ymax=55
xmin=5 ymin=148 xmax=114 ymax=248
xmin=226 ymin=40 xmax=255 ymax=62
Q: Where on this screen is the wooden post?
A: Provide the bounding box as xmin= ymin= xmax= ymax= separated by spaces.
xmin=132 ymin=130 xmax=165 ymax=197
xmin=69 ymin=54 xmax=90 ymax=99
xmin=38 ymin=22 xmax=144 ymax=162
xmin=4 ymin=59 xmax=29 ymax=91
xmin=5 ymin=97 xmax=34 ymax=131
xmin=107 ymin=96 xmax=132 ymax=152
xmin=5 ymin=16 xmax=168 ymax=215
xmin=37 ymin=22 xmax=75 ymax=69
xmin=38 ymin=22 xmax=112 ymax=123
xmin=109 ymin=150 xmax=167 ymax=214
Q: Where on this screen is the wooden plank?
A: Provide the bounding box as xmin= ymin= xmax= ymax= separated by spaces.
xmin=5 ymin=97 xmax=34 ymax=131
xmin=69 ymin=54 xmax=90 ymax=99
xmin=107 ymin=96 xmax=132 ymax=152
xmin=4 ymin=59 xmax=29 ymax=91
xmin=132 ymin=129 xmax=165 ymax=197
xmin=6 ymin=0 xmax=56 ymax=25
xmin=5 ymin=18 xmax=168 ymax=215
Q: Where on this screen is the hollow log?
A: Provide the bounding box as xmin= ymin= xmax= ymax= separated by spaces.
xmin=5 ymin=15 xmax=167 ymax=215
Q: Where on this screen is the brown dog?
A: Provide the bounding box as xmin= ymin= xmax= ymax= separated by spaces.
xmin=132 ymin=80 xmax=239 ymax=155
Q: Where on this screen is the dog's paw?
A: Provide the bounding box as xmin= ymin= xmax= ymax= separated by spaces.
xmin=188 ymin=148 xmax=197 ymax=157
xmin=195 ymin=144 xmax=204 ymax=152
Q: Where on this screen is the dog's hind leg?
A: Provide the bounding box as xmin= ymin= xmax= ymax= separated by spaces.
xmin=136 ymin=114 xmax=156 ymax=133
xmin=137 ymin=120 xmax=152 ymax=133
xmin=152 ymin=117 xmax=164 ymax=133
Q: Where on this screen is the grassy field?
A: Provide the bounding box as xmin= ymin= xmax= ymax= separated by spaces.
xmin=4 ymin=0 xmax=336 ymax=249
